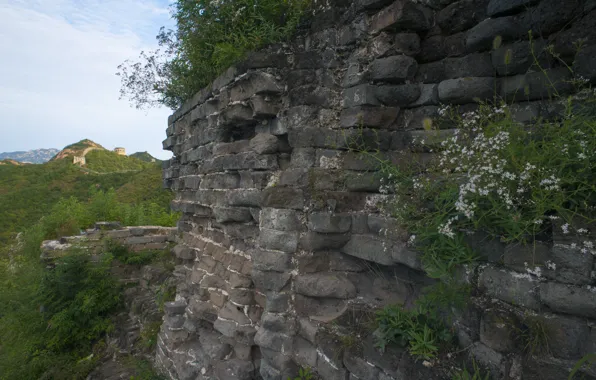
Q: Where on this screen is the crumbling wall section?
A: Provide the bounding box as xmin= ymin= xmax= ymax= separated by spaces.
xmin=160 ymin=1 xmax=596 ymax=379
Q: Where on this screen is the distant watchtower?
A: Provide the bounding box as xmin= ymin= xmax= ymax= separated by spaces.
xmin=114 ymin=147 xmax=126 ymax=156
xmin=73 ymin=156 xmax=85 ymax=166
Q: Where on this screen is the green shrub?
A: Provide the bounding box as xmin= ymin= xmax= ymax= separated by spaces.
xmin=375 ymin=300 xmax=452 ymax=360
xmin=37 ymin=253 xmax=121 ymax=351
xmin=117 ymin=0 xmax=311 ymax=109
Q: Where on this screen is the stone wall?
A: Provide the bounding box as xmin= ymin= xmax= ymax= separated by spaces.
xmin=41 ymin=223 xmax=178 ymax=260
xmin=159 ymin=1 xmax=596 ymax=379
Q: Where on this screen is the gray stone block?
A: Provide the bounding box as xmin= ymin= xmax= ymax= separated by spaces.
xmin=265 ymin=292 xmax=291 ymax=313
xmin=370 ymin=55 xmax=418 ymax=83
xmin=394 ymin=33 xmax=421 ymax=56
xmin=200 ymin=173 xmax=240 ymax=189
xmin=574 ymin=44 xmax=596 ymax=84
xmin=546 ymin=244 xmax=594 ymax=285
xmin=374 ymin=84 xmax=422 ymax=106
xmin=522 ymin=0 xmax=582 ymax=36
xmin=254 ymin=329 xmax=293 ymax=353
xmin=540 ymin=282 xmax=596 ymax=319
xmin=227 ymin=189 xmax=263 ymax=207
xmin=437 ymin=0 xmax=489 ymax=34
xmin=300 ymin=232 xmax=351 ymax=252
xmin=251 ymin=96 xmax=280 ymax=118
xmin=260 ymin=208 xmax=302 ymax=231
xmin=250 ymin=133 xmax=279 ymax=154
xmin=438 ymin=77 xmax=496 ymax=104
xmin=501 ymin=68 xmax=573 ymax=102
xmin=339 ymin=106 xmax=400 ymax=129
xmin=213 ymin=140 xmax=250 ymax=156
xmin=466 ymin=16 xmax=525 ymax=52
xmin=290 ymin=148 xmax=316 ymax=168
xmin=164 ymin=301 xmax=187 ymax=316
xmin=213 ymin=207 xmax=253 ymax=223
xmin=444 ymin=53 xmax=494 ymax=79
xmin=344 ymin=352 xmax=380 ymax=379
xmin=408 ymin=84 xmax=439 ymax=107
xmin=230 ymin=72 xmax=281 ymax=102
xmin=258 ymin=229 xmax=299 ymax=253
xmin=470 ymin=342 xmax=505 ymax=379
xmin=253 ymin=250 xmax=293 ymax=272
xmin=492 ymin=39 xmax=548 ymax=76
xmin=488 ymin=0 xmax=537 ymax=16
xmin=260 ymin=359 xmax=282 ymax=380
xmin=262 ymin=188 xmax=304 ymax=210
xmin=341 ymin=235 xmax=393 ymax=266
xmin=370 ymin=0 xmax=434 ymax=34
xmin=537 ymin=313 xmax=590 ymax=359
xmin=294 ymin=336 xmax=318 ymax=368
xmin=308 ymin=213 xmax=352 ymax=233
xmin=214 ymin=359 xmax=255 ymax=380
xmin=480 ymin=309 xmax=518 ymax=352
xmin=343 ymin=84 xmax=380 ymax=108
xmin=252 ymin=271 xmax=291 ymax=292
xmin=479 ymin=266 xmax=541 ymax=309
xmin=295 ymin=273 xmax=357 ymax=299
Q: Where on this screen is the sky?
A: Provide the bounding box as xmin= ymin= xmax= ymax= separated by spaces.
xmin=0 ymin=0 xmax=175 ymax=159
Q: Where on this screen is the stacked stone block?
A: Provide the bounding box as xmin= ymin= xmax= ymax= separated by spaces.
xmin=160 ymin=0 xmax=596 ymax=379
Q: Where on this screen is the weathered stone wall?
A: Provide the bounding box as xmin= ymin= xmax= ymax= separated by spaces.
xmin=41 ymin=223 xmax=178 ymax=260
xmin=159 ymin=1 xmax=596 ymax=379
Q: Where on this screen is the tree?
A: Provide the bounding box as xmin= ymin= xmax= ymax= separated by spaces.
xmin=117 ymin=0 xmax=310 ymax=110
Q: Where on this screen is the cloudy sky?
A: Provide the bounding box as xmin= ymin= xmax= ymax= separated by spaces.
xmin=0 ymin=0 xmax=175 ymax=159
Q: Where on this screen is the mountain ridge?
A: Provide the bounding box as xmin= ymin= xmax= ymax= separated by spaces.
xmin=0 ymin=148 xmax=59 ymax=164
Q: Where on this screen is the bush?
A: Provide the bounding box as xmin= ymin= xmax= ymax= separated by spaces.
xmin=375 ymin=298 xmax=452 ymax=360
xmin=117 ymin=0 xmax=311 ymax=109
xmin=38 ymin=253 xmax=121 ymax=351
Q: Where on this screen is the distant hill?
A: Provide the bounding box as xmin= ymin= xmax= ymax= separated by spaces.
xmin=0 ymin=148 xmax=59 ymax=164
xmin=50 ymin=139 xmax=105 ymax=161
xmin=130 ymin=151 xmax=161 ymax=163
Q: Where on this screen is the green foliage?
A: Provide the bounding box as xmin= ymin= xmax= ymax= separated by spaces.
xmin=117 ymin=0 xmax=311 ymax=109
xmin=38 ymin=253 xmax=121 ymax=351
xmin=0 ymin=156 xmax=175 ymax=244
xmin=60 ymin=139 xmax=104 ymax=153
xmin=452 ymin=360 xmax=491 ymax=380
xmin=288 ymin=367 xmax=313 ymax=380
xmin=0 ymin=171 xmax=177 ymax=378
xmin=139 ymin=321 xmax=163 ymax=350
xmin=104 ymin=239 xmax=171 ymax=267
xmin=518 ymin=315 xmax=550 ymax=356
xmin=130 ymin=151 xmax=160 ymax=163
xmin=375 ymin=299 xmax=452 ymax=360
xmin=84 ymin=149 xmax=155 ymax=173
xmin=0 ymin=231 xmax=120 ymax=379
xmin=156 ymin=284 xmax=176 ymax=313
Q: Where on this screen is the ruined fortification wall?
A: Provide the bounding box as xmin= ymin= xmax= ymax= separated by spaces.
xmin=159 ymin=1 xmax=596 ymax=379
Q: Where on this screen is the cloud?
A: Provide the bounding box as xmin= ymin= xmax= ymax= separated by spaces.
xmin=0 ymin=0 xmax=175 ymax=159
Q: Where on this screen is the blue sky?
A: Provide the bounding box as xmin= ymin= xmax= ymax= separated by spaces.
xmin=0 ymin=0 xmax=175 ymax=159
